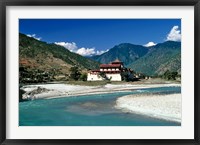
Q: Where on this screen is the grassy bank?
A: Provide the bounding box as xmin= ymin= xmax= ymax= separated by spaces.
xmin=65 ymin=80 xmax=117 ymax=86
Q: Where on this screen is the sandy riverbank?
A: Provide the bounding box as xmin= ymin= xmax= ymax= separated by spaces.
xmin=20 ymin=83 xmax=180 ymax=100
xmin=115 ymin=93 xmax=181 ymax=123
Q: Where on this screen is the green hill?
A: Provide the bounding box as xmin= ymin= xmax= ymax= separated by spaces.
xmin=19 ymin=33 xmax=99 ymax=82
xmin=128 ymin=41 xmax=181 ymax=76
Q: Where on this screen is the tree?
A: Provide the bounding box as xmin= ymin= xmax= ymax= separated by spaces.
xmin=79 ymin=73 xmax=87 ymax=81
xmin=121 ymin=71 xmax=129 ymax=81
xmin=163 ymin=70 xmax=178 ymax=80
xmin=121 ymin=68 xmax=135 ymax=82
xmin=99 ymin=72 xmax=106 ymax=79
xmin=69 ymin=66 xmax=81 ymax=80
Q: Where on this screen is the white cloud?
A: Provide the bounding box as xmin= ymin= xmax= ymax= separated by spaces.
xmin=166 ymin=26 xmax=181 ymax=42
xmin=143 ymin=42 xmax=157 ymax=47
xmin=96 ymin=49 xmax=109 ymax=55
xmin=27 ymin=34 xmax=42 ymax=41
xmin=54 ymin=42 xmax=77 ymax=52
xmin=76 ymin=47 xmax=96 ymax=56
xmin=55 ymin=41 xmax=108 ymax=56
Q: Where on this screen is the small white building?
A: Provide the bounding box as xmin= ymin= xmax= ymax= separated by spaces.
xmin=87 ymin=70 xmax=105 ymax=81
xmin=87 ymin=59 xmax=123 ymax=81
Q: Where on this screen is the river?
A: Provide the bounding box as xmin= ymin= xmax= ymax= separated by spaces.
xmin=19 ymin=86 xmax=181 ymax=126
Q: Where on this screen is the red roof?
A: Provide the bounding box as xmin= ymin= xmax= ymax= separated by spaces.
xmin=111 ymin=59 xmax=123 ymax=65
xmin=91 ymin=69 xmax=100 ymax=72
xmin=100 ymin=64 xmax=121 ymax=68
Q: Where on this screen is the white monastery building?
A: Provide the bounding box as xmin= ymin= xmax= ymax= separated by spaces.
xmin=87 ymin=59 xmax=124 ymax=81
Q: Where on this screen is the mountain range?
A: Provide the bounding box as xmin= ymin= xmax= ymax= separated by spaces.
xmin=91 ymin=41 xmax=181 ymax=76
xmin=19 ymin=32 xmax=181 ymax=77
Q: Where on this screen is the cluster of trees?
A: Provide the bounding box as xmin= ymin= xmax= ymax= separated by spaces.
xmin=19 ymin=66 xmax=53 ymax=83
xmin=121 ymin=68 xmax=138 ymax=82
xmin=69 ymin=66 xmax=87 ymax=81
xmin=19 ymin=66 xmax=88 ymax=84
xmin=121 ymin=71 xmax=134 ymax=82
xmin=121 ymin=69 xmax=180 ymax=82
xmin=162 ymin=70 xmax=180 ymax=80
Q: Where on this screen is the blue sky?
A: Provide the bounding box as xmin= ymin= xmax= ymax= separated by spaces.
xmin=19 ymin=19 xmax=181 ymax=56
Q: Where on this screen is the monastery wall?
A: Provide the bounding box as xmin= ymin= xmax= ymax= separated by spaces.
xmin=87 ymin=73 xmax=104 ymax=81
xmin=87 ymin=73 xmax=122 ymax=81
xmin=106 ymin=74 xmax=122 ymax=81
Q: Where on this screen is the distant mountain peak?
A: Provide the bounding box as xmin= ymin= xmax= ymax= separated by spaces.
xmin=90 ymin=42 xmax=149 ymax=66
xmin=143 ymin=42 xmax=157 ymax=47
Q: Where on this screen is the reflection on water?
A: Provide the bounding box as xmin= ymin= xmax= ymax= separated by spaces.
xmin=19 ymin=86 xmax=181 ymax=126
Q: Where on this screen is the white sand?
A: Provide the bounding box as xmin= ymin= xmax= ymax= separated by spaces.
xmin=21 ymin=83 xmax=180 ymax=100
xmin=115 ymin=93 xmax=181 ymax=123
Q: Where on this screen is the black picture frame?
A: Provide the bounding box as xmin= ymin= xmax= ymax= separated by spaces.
xmin=0 ymin=0 xmax=200 ymax=145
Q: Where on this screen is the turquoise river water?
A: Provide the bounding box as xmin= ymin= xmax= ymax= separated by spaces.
xmin=19 ymin=86 xmax=181 ymax=126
